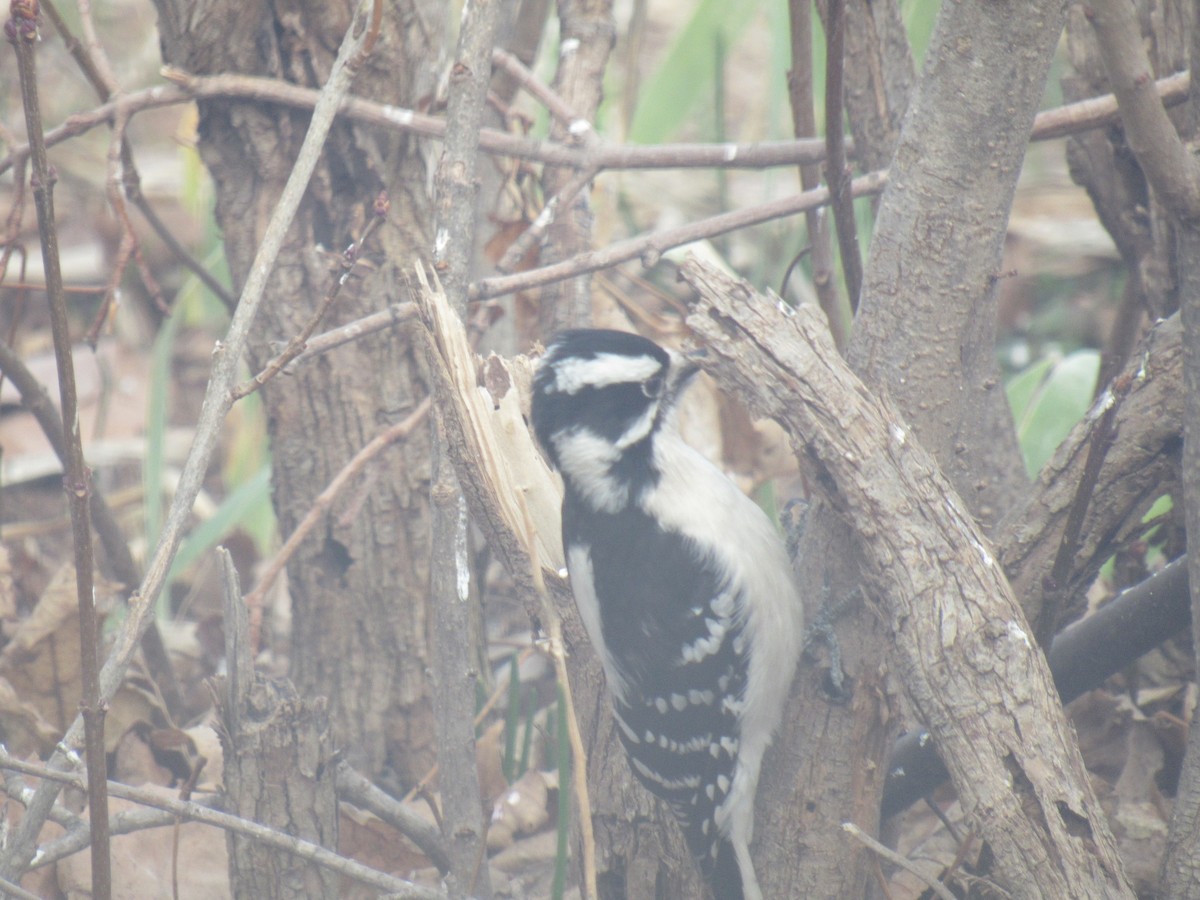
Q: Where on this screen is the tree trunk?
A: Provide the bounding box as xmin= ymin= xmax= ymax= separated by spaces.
xmin=220 ymin=552 xmax=337 ymax=899
xmin=154 ymin=0 xmax=448 ymax=784
xmin=759 ymin=2 xmax=1065 ymax=895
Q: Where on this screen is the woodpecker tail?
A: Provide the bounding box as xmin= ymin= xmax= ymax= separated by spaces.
xmin=705 ymin=837 xmax=745 ymax=900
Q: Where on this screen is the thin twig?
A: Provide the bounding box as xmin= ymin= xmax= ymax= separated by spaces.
xmin=1036 ymin=371 xmax=1133 ymax=645
xmin=293 ymin=301 xmax=419 ymax=364
xmin=8 ymin=7 xmax=111 ymax=895
xmin=231 ymin=194 xmax=389 ymax=402
xmin=2 ymin=66 xmax=1187 ymax=184
xmin=40 ymin=0 xmax=177 ymax=329
xmin=2 ymin=72 xmax=830 ymax=178
xmin=34 ymin=799 xmax=217 ymax=867
xmin=842 ymin=822 xmax=957 ymax=900
xmin=124 ymin=176 xmax=235 ymax=311
xmin=823 ymin=0 xmax=863 ymax=311
xmin=472 ymin=169 xmax=890 ymax=301
xmin=0 ymin=751 xmax=442 ymax=899
xmin=786 ymin=0 xmax=846 ymax=349
xmin=1087 ymin=4 xmax=1200 ymax=221
xmin=0 ymin=2 xmax=380 ymax=880
xmin=0 ymin=340 xmax=185 ymax=714
xmin=47 ymin=0 xmax=238 ymax=310
xmin=242 ymin=397 xmax=431 ymax=651
xmin=492 ymin=48 xmax=588 ymax=131
xmin=288 ymin=173 xmax=891 ymax=361
xmin=334 ymin=759 xmax=451 ymax=874
xmin=530 ymin=0 xmax=614 ymax=333
xmin=400 ymin=646 xmax=537 ymax=806
xmin=495 ymin=164 xmax=599 ymax=274
xmin=0 ymin=873 xmax=42 ymax=900
xmin=491 ymin=34 xmax=602 ymax=281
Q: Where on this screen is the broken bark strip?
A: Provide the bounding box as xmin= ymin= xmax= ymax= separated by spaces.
xmin=679 ymin=257 xmax=1133 ymax=899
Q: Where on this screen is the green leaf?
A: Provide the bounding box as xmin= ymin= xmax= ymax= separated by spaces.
xmin=1005 ymin=357 xmax=1055 ymax=425
xmin=628 ymin=0 xmax=763 ymax=144
xmin=903 ymin=2 xmax=940 ymax=68
xmin=1010 ymin=350 xmax=1100 ymax=477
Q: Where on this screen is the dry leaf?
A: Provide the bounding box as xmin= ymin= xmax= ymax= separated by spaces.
xmin=56 ymin=791 xmax=230 ymax=899
xmin=338 ymin=803 xmax=437 ymax=898
xmin=488 ymin=768 xmax=552 ymax=852
xmin=476 ymin=719 xmax=509 ymax=806
xmin=0 ymin=563 xmax=87 ymax=748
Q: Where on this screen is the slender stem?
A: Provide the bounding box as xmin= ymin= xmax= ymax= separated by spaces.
xmin=823 ymin=0 xmax=863 ymax=310
xmin=231 ymin=197 xmax=388 ymax=402
xmin=472 ymin=170 xmax=889 ymax=301
xmin=786 ymin=0 xmax=847 ymax=349
xmin=429 ymin=0 xmax=503 ymax=895
xmin=8 ymin=8 xmax=110 ymax=896
xmin=2 ymin=68 xmax=1188 ymax=182
xmin=0 ymin=751 xmax=441 ymax=899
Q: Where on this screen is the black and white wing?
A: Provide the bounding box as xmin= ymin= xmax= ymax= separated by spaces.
xmin=563 ymin=496 xmax=750 ymax=897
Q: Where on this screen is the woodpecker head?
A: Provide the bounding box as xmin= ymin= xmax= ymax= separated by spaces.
xmin=531 ymin=329 xmax=699 ymax=507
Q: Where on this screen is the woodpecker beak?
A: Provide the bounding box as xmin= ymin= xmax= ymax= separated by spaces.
xmin=678 ymin=348 xmax=706 ymax=387
xmin=677 ymin=358 xmax=702 ymax=383
xmin=665 ymin=354 xmax=702 ymax=409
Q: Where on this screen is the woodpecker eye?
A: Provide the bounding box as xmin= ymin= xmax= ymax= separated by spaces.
xmin=642 ymin=371 xmax=665 ymax=399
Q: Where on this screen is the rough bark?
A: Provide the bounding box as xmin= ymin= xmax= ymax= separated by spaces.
xmin=683 ymin=258 xmax=1133 ymax=899
xmin=154 ymin=0 xmax=445 ymax=784
xmin=850 ymin=1 xmax=1046 ymax=527
xmin=220 ymin=552 xmax=337 ymax=899
xmin=998 ymin=315 xmax=1182 ymax=625
xmin=428 ymin=0 xmax=505 ymax=894
xmin=1165 ymin=229 xmax=1200 ymax=893
xmin=836 ymin=0 xmax=913 ymax=174
xmin=535 ymin=0 xmax=615 ymax=335
xmin=1078 ymin=0 xmax=1200 ymax=890
xmin=759 ymin=3 xmax=1060 ymax=895
xmin=1062 ymin=1 xmax=1189 ymax=387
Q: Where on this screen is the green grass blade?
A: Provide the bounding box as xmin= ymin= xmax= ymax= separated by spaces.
xmin=1011 ymin=350 xmax=1100 ymax=477
xmin=551 ymin=685 xmax=571 ymax=900
xmin=503 ymin=653 xmax=521 ymax=782
xmin=145 ymin=310 xmax=184 ymax=556
xmin=517 ymin=685 xmax=535 ymax=778
xmin=628 ymin=0 xmax=762 ymax=144
xmin=165 ymin=464 xmax=272 ymax=595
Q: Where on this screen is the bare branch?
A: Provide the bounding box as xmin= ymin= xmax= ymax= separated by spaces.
xmin=786 ymin=0 xmax=846 ymax=348
xmin=823 ymin=0 xmax=864 ymax=310
xmin=9 ymin=7 xmax=110 ymax=891
xmin=334 ymin=759 xmax=450 ymax=874
xmin=1087 ymin=2 xmax=1200 ymax=222
xmin=242 ymin=397 xmax=430 ymax=650
xmin=0 ymin=751 xmax=442 ymax=899
xmin=472 ymin=170 xmax=889 ymax=301
xmin=428 ymin=0 xmax=506 ymax=895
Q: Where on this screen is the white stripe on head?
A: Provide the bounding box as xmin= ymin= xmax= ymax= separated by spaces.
xmin=549 ymin=352 xmax=662 ymax=395
xmin=614 ymin=403 xmax=658 ymax=449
